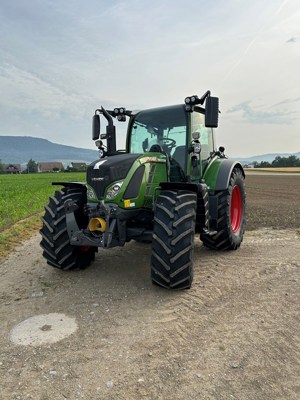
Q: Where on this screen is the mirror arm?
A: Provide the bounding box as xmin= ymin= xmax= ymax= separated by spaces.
xmin=198 ymin=90 xmax=211 ymax=105
xmin=101 ymin=106 xmax=116 ymax=154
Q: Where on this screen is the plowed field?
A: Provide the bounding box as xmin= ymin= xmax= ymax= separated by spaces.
xmin=246 ymin=173 xmax=300 ymax=230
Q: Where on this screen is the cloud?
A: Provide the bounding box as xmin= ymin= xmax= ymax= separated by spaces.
xmin=286 ymin=37 xmax=300 ymax=43
xmin=226 ymin=101 xmax=299 ymax=125
xmin=272 ymin=97 xmax=300 ymax=107
xmin=0 ymin=62 xmax=94 ymax=118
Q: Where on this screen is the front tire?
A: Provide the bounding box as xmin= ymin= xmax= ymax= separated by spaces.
xmin=40 ymin=187 xmax=96 ymax=270
xmin=200 ymin=168 xmax=246 ymax=250
xmin=151 ymin=190 xmax=197 ymax=290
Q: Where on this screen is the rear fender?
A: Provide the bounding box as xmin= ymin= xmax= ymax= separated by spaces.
xmin=204 ymin=158 xmax=245 ymax=191
xmin=215 ymin=159 xmax=245 ymax=191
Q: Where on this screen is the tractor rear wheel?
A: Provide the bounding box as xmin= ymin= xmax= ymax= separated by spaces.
xmin=40 ymin=187 xmax=96 ymax=270
xmin=200 ymin=168 xmax=245 ymax=250
xmin=151 ymin=190 xmax=197 ymax=290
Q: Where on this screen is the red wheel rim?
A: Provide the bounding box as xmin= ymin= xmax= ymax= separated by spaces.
xmin=231 ymin=185 xmax=242 ymax=233
xmin=80 ymin=246 xmax=90 ymax=252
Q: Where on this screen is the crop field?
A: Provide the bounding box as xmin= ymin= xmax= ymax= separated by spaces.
xmin=0 ymin=172 xmax=85 ymax=231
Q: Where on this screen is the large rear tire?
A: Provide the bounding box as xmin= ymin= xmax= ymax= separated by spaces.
xmin=200 ymin=168 xmax=246 ymax=250
xmin=151 ymin=190 xmax=197 ymax=290
xmin=40 ymin=187 xmax=96 ymax=270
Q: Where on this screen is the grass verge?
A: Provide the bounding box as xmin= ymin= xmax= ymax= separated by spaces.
xmin=0 ymin=212 xmax=43 ymax=260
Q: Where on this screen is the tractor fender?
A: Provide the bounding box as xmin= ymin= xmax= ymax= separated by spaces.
xmin=214 ymin=159 xmax=245 ymax=191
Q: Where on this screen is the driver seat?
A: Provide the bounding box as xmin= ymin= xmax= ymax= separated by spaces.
xmin=172 ymin=146 xmax=186 ymax=170
xmin=170 ymin=146 xmax=187 ymax=182
xmin=149 ymin=144 xmax=164 ymax=153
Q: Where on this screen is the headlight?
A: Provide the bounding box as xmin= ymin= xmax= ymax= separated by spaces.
xmin=87 ymin=185 xmax=97 ymax=200
xmin=106 ymin=181 xmax=124 ymax=199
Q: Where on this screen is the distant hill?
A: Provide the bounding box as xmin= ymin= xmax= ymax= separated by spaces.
xmin=0 ymin=136 xmax=98 ymax=164
xmin=233 ymin=152 xmax=300 ymax=164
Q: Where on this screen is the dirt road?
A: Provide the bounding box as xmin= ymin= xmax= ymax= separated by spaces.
xmin=1 ymin=228 xmax=299 ymax=400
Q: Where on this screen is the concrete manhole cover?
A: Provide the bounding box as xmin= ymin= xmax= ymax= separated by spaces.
xmin=10 ymin=313 xmax=78 ymax=346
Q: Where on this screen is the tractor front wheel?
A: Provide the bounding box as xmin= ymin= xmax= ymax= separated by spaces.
xmin=40 ymin=187 xmax=96 ymax=270
xmin=151 ymin=190 xmax=197 ymax=290
xmin=200 ymin=168 xmax=246 ymax=250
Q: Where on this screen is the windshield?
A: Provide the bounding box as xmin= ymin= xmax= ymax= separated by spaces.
xmin=128 ymin=105 xmax=187 ymax=170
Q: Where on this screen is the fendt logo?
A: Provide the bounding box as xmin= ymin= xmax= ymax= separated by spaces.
xmin=91 ymin=177 xmax=105 ymax=181
xmin=93 ymin=160 xmax=107 ymax=169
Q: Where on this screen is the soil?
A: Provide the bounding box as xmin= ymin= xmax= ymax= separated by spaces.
xmin=245 ymin=173 xmax=300 ymax=230
xmin=0 ymin=173 xmax=300 ymax=400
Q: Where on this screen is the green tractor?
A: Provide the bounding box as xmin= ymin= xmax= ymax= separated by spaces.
xmin=40 ymin=91 xmax=246 ymax=290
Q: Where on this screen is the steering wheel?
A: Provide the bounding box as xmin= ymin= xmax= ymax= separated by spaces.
xmin=162 ymin=138 xmax=176 ymax=152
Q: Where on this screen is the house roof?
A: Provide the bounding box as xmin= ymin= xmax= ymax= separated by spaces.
xmin=71 ymin=162 xmax=87 ymax=168
xmin=4 ymin=163 xmax=21 ymax=171
xmin=38 ymin=162 xmax=64 ymax=171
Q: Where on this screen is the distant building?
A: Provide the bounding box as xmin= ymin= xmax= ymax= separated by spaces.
xmin=3 ymin=164 xmax=21 ymax=174
xmin=37 ymin=162 xmax=64 ymax=172
xmin=70 ymin=162 xmax=88 ymax=171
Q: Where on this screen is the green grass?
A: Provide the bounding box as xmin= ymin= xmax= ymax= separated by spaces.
xmin=0 ymin=172 xmax=85 ymax=231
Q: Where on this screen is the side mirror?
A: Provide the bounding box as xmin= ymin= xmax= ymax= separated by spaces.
xmin=92 ymin=114 xmax=100 ymax=140
xmin=205 ymin=97 xmax=219 ymax=128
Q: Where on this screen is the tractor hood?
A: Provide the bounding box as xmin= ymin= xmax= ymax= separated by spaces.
xmin=87 ymin=153 xmax=141 ymax=199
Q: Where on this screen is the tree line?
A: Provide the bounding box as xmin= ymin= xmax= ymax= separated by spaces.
xmin=253 ymin=155 xmax=300 ymax=168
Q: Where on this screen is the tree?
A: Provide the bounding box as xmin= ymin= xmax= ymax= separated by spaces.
xmin=255 ymin=161 xmax=271 ymax=168
xmin=254 ymin=156 xmax=300 ymax=168
xmin=272 ymin=155 xmax=300 ymax=168
xmin=27 ymin=159 xmax=38 ymax=173
xmin=0 ymin=159 xmax=4 ymax=173
xmin=287 ymin=155 xmax=300 ymax=167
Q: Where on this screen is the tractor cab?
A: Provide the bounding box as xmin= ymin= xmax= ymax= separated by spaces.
xmin=127 ymin=104 xmax=217 ymax=181
xmin=91 ymin=91 xmax=219 ymax=184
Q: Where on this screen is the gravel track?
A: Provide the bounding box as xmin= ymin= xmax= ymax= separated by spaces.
xmin=1 ymin=227 xmax=299 ymax=400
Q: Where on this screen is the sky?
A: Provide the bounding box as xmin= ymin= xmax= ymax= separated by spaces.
xmin=0 ymin=0 xmax=299 ymax=158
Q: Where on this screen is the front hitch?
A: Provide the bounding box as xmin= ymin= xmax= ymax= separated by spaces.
xmin=64 ymin=200 xmax=121 ymax=248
